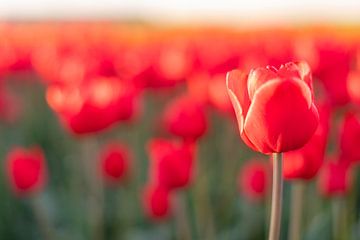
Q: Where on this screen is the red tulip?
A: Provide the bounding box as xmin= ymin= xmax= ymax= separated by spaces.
xmin=5 ymin=147 xmax=47 ymax=196
xmin=186 ymin=72 xmax=210 ymax=105
xmin=318 ymin=161 xmax=351 ymax=197
xmin=99 ymin=142 xmax=131 ymax=185
xmin=46 ymin=76 xmax=140 ymax=135
xmin=347 ymin=70 xmax=360 ymax=105
xmin=313 ymin=40 xmax=352 ymax=106
xmin=239 ymin=160 xmax=269 ymax=201
xmin=162 ymin=95 xmax=208 ymax=141
xmin=226 ymin=61 xmax=319 ymax=154
xmin=339 ymin=111 xmax=360 ymax=164
xmin=143 ymin=184 xmax=171 ymax=220
xmin=147 ymin=138 xmax=195 ymax=190
xmin=283 ymin=103 xmax=330 ymax=180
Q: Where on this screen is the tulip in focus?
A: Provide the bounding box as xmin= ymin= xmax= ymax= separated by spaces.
xmin=226 ymin=61 xmax=319 ymax=153
xmin=5 ymin=147 xmax=47 ymax=196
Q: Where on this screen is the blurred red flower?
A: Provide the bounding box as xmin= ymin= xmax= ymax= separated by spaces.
xmin=313 ymin=40 xmax=353 ymax=106
xmin=239 ymin=159 xmax=269 ymax=201
xmin=283 ymin=103 xmax=330 ymax=180
xmin=226 ymin=61 xmax=319 ymax=153
xmin=147 ymin=138 xmax=196 ymax=191
xmin=143 ymin=184 xmax=171 ymax=220
xmin=318 ymin=160 xmax=351 ymax=197
xmin=99 ymin=142 xmax=131 ymax=185
xmin=46 ymin=76 xmax=140 ymax=135
xmin=162 ymin=94 xmax=208 ymax=141
xmin=5 ymin=146 xmax=47 ymax=196
xmin=339 ymin=111 xmax=360 ymax=164
xmin=347 ymin=70 xmax=360 ymax=105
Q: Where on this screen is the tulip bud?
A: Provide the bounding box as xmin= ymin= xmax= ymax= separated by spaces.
xmin=162 ymin=95 xmax=208 ymax=141
xmin=147 ymin=138 xmax=195 ymax=191
xmin=99 ymin=142 xmax=131 ymax=185
xmin=239 ymin=160 xmax=269 ymax=201
xmin=143 ymin=184 xmax=171 ymax=220
xmin=6 ymin=147 xmax=47 ymax=196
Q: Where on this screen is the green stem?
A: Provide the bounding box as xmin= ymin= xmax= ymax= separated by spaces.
xmin=288 ymin=181 xmax=305 ymax=240
xmin=30 ymin=196 xmax=56 ymax=240
xmin=268 ymin=153 xmax=283 ymax=240
xmin=174 ymin=193 xmax=192 ymax=240
xmin=81 ymin=138 xmax=104 ymax=240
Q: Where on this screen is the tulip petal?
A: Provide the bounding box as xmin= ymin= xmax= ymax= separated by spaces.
xmin=247 ymin=67 xmax=277 ymax=100
xmin=278 ymin=61 xmax=313 ymax=91
xmin=226 ymin=70 xmax=250 ymax=133
xmin=244 ymin=79 xmax=319 ymax=153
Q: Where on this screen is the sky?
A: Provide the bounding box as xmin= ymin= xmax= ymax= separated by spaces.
xmin=1 ymin=0 xmax=360 ymax=25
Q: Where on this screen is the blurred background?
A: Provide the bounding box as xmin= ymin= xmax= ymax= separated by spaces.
xmin=1 ymin=1 xmax=360 ymax=240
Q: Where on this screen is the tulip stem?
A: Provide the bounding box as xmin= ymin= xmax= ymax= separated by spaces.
xmin=288 ymin=181 xmax=305 ymax=240
xmin=81 ymin=138 xmax=104 ymax=240
xmin=268 ymin=152 xmax=283 ymax=240
xmin=174 ymin=193 xmax=192 ymax=240
xmin=30 ymin=196 xmax=56 ymax=240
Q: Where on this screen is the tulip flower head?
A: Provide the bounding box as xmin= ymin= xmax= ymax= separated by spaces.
xmin=339 ymin=111 xmax=360 ymax=164
xmin=239 ymin=159 xmax=269 ymax=201
xmin=143 ymin=184 xmax=171 ymax=220
xmin=226 ymin=61 xmax=319 ymax=154
xmin=147 ymin=138 xmax=196 ymax=191
xmin=318 ymin=161 xmax=351 ymax=197
xmin=99 ymin=142 xmax=131 ymax=185
xmin=6 ymin=147 xmax=47 ymax=196
xmin=46 ymin=76 xmax=140 ymax=135
xmin=163 ymin=95 xmax=208 ymax=141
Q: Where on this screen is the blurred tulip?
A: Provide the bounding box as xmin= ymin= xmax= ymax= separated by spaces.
xmin=143 ymin=184 xmax=171 ymax=220
xmin=283 ymin=103 xmax=330 ymax=180
xmin=162 ymin=94 xmax=208 ymax=141
xmin=318 ymin=161 xmax=351 ymax=197
xmin=226 ymin=61 xmax=319 ymax=153
xmin=32 ymin=45 xmax=86 ymax=85
xmin=46 ymin=76 xmax=140 ymax=135
xmin=239 ymin=159 xmax=269 ymax=201
xmin=347 ymin=70 xmax=360 ymax=105
xmin=147 ymin=138 xmax=195 ymax=190
xmin=99 ymin=142 xmax=131 ymax=185
xmin=339 ymin=111 xmax=360 ymax=164
xmin=313 ymin=40 xmax=352 ymax=106
xmin=5 ymin=147 xmax=47 ymax=196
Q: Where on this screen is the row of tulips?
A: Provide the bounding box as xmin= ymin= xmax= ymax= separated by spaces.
xmin=1 ymin=23 xmax=360 ymax=239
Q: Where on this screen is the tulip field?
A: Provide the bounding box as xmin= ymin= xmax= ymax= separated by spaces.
xmin=1 ymin=23 xmax=360 ymax=240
